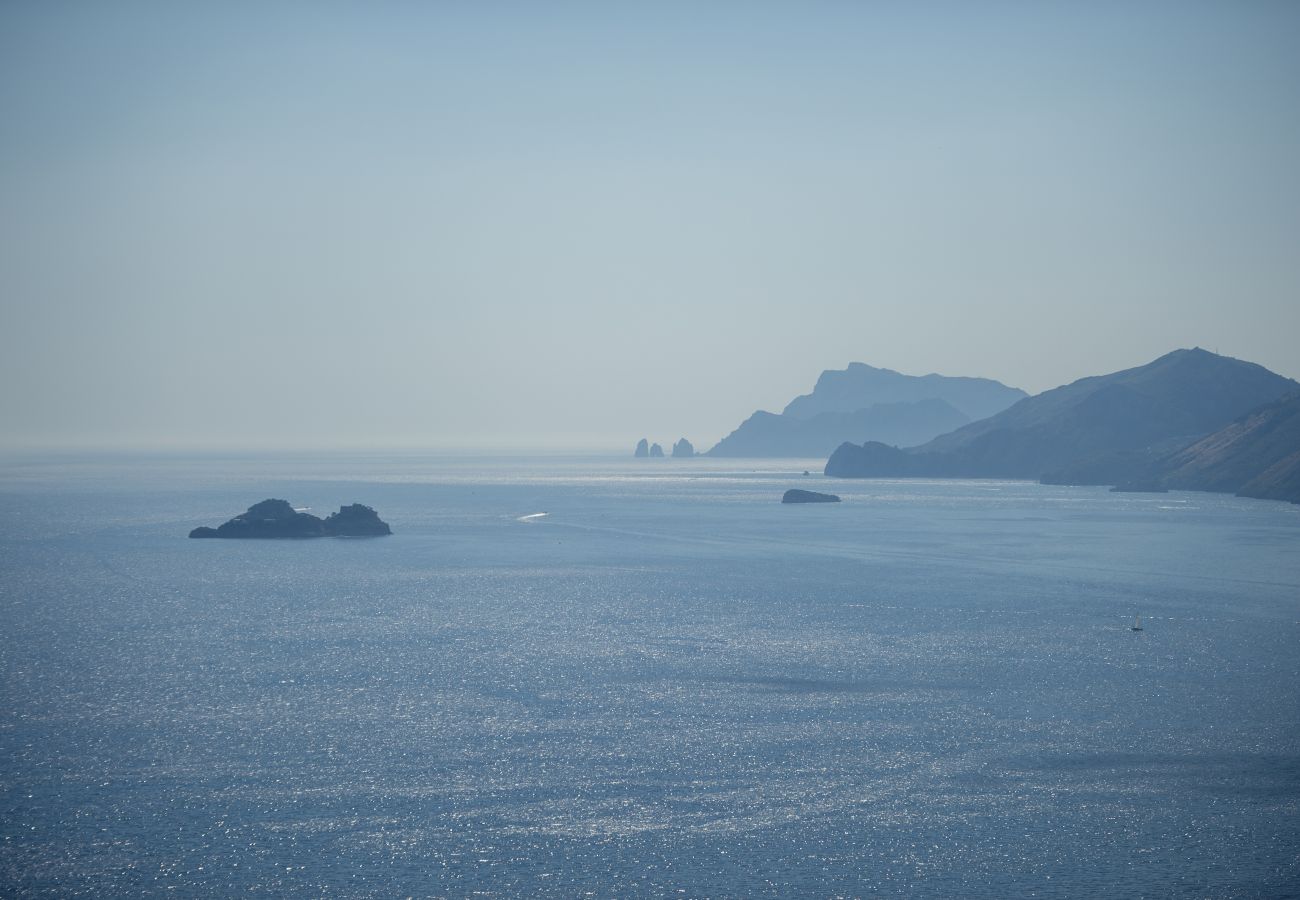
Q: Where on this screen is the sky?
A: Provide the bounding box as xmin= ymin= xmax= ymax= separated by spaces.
xmin=2 ymin=1 xmax=1298 ymax=451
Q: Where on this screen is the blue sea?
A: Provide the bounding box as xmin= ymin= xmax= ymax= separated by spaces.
xmin=2 ymin=453 xmax=1298 ymax=898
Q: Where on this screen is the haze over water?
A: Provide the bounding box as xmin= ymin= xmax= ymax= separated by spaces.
xmin=3 ymin=2 xmax=1299 ymax=451
xmin=2 ymin=454 xmax=1297 ymax=896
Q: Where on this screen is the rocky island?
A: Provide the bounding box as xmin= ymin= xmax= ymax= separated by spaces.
xmin=189 ymin=499 xmax=392 ymax=538
xmin=782 ymin=489 xmax=841 ymax=504
xmin=322 ymin=503 xmax=393 ymax=536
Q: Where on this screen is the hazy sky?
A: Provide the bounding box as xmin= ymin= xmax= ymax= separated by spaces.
xmin=3 ymin=1 xmax=1298 ymax=451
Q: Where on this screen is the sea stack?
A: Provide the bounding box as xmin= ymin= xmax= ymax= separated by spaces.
xmin=672 ymin=438 xmax=695 ymax=458
xmin=634 ymin=438 xmax=650 ymax=458
xmin=649 ymin=442 xmax=665 ymax=458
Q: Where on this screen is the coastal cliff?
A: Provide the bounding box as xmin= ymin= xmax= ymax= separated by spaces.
xmin=826 ymin=349 xmax=1298 ymax=483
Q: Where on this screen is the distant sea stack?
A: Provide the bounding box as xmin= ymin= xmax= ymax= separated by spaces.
xmin=189 ymin=499 xmax=392 ymax=538
xmin=636 ymin=437 xmax=697 ymax=459
xmin=782 ymin=489 xmax=841 ymax=504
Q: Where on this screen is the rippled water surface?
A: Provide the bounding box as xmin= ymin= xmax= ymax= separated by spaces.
xmin=2 ymin=453 xmax=1298 ymax=897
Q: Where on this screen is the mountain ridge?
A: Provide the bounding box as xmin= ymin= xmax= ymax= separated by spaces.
xmin=709 ymin=398 xmax=971 ymax=458
xmin=826 ymin=349 xmax=1299 ymax=485
xmin=708 ymin=362 xmax=1025 ymax=457
xmin=784 ymin=362 xmax=1028 ymax=421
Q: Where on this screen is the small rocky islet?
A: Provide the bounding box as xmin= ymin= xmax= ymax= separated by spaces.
xmin=782 ymin=489 xmax=841 ymax=504
xmin=189 ymin=499 xmax=391 ymax=538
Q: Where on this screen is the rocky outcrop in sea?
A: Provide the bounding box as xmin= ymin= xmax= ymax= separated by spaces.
xmin=189 ymin=499 xmax=392 ymax=538
xmin=782 ymin=489 xmax=841 ymax=504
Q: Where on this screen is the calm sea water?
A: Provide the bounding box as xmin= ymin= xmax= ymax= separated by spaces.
xmin=1 ymin=453 xmax=1298 ymax=898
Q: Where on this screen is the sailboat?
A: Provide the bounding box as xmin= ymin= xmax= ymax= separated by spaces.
xmin=1131 ymin=615 xmax=1143 ymax=632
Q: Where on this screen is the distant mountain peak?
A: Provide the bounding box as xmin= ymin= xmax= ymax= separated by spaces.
xmin=785 ymin=362 xmax=1026 ymax=422
xmin=708 ymin=362 xmax=1025 ymax=457
xmin=1152 ymin=347 xmax=1240 ymax=367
